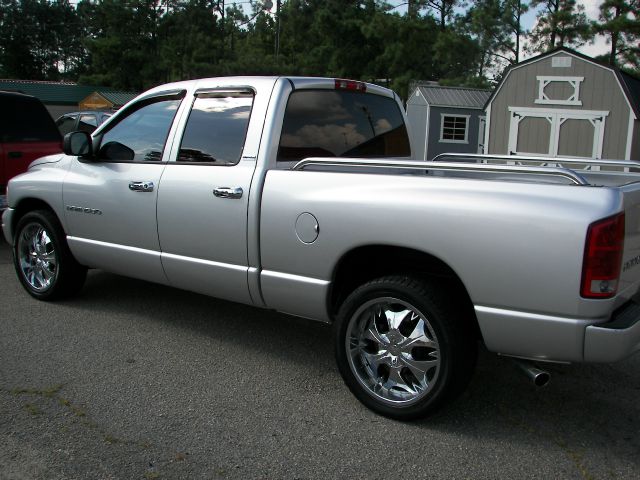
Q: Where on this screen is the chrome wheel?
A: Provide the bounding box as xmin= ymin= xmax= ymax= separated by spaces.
xmin=17 ymin=222 xmax=58 ymax=292
xmin=346 ymin=297 xmax=441 ymax=406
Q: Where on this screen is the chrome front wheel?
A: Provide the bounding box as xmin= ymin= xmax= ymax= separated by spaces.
xmin=13 ymin=210 xmax=86 ymax=300
xmin=17 ymin=223 xmax=58 ymax=292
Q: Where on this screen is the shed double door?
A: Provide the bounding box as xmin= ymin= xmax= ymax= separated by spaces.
xmin=508 ymin=108 xmax=608 ymax=159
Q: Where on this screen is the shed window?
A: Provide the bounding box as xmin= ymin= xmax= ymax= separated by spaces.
xmin=440 ymin=115 xmax=469 ymax=143
xmin=535 ymin=76 xmax=583 ymax=106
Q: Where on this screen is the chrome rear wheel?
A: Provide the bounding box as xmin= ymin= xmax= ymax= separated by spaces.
xmin=346 ymin=297 xmax=441 ymax=406
xmin=335 ymin=276 xmax=477 ymax=420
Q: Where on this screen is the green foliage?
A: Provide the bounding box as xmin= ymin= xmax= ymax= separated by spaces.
xmin=593 ymin=0 xmax=640 ymax=69
xmin=528 ymin=0 xmax=593 ymax=53
xmin=0 ymin=0 xmax=83 ymax=80
xmin=0 ymin=0 xmax=531 ymax=96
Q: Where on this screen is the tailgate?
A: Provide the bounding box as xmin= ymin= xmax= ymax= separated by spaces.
xmin=618 ymin=183 xmax=640 ymax=299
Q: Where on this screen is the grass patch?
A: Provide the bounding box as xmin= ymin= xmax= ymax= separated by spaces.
xmin=23 ymin=403 xmax=41 ymax=415
xmin=104 ymin=434 xmax=123 ymax=444
xmin=11 ymin=384 xmax=64 ymax=397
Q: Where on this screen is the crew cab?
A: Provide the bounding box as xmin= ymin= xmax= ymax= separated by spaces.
xmin=3 ymin=77 xmax=640 ymax=419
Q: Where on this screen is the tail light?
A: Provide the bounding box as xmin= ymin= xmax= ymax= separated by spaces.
xmin=335 ymin=79 xmax=366 ymax=92
xmin=581 ymin=212 xmax=625 ymax=298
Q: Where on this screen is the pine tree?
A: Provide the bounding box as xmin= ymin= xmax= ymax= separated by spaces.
xmin=528 ymin=0 xmax=592 ymax=53
xmin=594 ymin=0 xmax=640 ymax=69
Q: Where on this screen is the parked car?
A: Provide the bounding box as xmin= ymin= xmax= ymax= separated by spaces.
xmin=3 ymin=77 xmax=640 ymax=420
xmin=0 ymin=91 xmax=62 ymax=210
xmin=55 ymin=111 xmax=112 ymax=136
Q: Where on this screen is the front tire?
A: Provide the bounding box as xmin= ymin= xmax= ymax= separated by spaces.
xmin=13 ymin=210 xmax=86 ymax=300
xmin=334 ymin=276 xmax=476 ymax=420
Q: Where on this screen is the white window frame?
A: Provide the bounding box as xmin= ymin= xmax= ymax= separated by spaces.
xmin=439 ymin=114 xmax=470 ymax=144
xmin=535 ymin=76 xmax=584 ymax=106
xmin=508 ymin=106 xmax=609 ymax=159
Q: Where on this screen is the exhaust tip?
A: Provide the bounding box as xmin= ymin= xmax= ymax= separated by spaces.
xmin=512 ymin=359 xmax=551 ymax=387
xmin=532 ymin=370 xmax=550 ymax=387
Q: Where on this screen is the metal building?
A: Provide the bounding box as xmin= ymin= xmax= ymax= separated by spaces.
xmin=406 ymin=83 xmax=491 ymax=160
xmin=0 ymin=79 xmax=136 ymax=119
xmin=484 ymin=47 xmax=640 ymax=160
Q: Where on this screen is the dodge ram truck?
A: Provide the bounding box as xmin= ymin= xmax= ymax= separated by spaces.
xmin=3 ymin=76 xmax=640 ymax=420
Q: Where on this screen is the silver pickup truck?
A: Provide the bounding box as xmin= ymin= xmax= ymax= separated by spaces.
xmin=3 ymin=77 xmax=640 ymax=420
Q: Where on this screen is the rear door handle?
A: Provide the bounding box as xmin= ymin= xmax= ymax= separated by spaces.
xmin=129 ymin=181 xmax=154 ymax=192
xmin=8 ymin=151 xmax=22 ymax=159
xmin=213 ymin=187 xmax=243 ymax=199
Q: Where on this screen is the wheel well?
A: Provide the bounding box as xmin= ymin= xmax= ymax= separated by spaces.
xmin=329 ymin=245 xmax=481 ymax=337
xmin=11 ymin=198 xmax=58 ymax=235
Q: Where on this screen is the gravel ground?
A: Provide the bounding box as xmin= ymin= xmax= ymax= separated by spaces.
xmin=1 ymin=237 xmax=639 ymax=479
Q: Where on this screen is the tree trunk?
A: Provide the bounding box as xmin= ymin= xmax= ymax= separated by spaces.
xmin=609 ymin=5 xmax=621 ymax=66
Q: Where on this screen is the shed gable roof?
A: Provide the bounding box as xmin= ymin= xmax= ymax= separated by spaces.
xmin=416 ymin=85 xmax=491 ymax=109
xmin=98 ymin=91 xmax=138 ymax=106
xmin=484 ymin=47 xmax=640 ymax=119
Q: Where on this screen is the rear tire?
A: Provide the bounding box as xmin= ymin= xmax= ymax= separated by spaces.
xmin=334 ymin=275 xmax=477 ymax=420
xmin=13 ymin=210 xmax=86 ymax=300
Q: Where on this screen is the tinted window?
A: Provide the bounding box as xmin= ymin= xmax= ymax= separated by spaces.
xmin=278 ymin=90 xmax=410 ymax=163
xmin=78 ymin=114 xmax=98 ymax=133
xmin=0 ymin=94 xmax=61 ymax=143
xmin=98 ymin=96 xmax=182 ymax=162
xmin=178 ymin=93 xmax=253 ymax=165
xmin=56 ymin=115 xmax=77 ymax=135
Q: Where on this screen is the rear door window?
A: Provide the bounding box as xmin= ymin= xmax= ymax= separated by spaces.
xmin=177 ymin=91 xmax=253 ymax=165
xmin=278 ymin=90 xmax=410 ymax=164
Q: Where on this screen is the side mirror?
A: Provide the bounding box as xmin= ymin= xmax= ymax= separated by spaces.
xmin=63 ymin=131 xmax=93 ymax=157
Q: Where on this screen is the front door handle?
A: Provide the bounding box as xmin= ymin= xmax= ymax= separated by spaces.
xmin=129 ymin=181 xmax=154 ymax=192
xmin=213 ymin=187 xmax=243 ymax=199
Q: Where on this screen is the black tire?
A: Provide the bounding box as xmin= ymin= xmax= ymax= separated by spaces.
xmin=334 ymin=275 xmax=477 ymax=420
xmin=13 ymin=209 xmax=87 ymax=301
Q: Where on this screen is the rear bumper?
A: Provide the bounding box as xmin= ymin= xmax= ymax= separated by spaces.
xmin=584 ymin=300 xmax=640 ymax=362
xmin=476 ymin=302 xmax=640 ymax=363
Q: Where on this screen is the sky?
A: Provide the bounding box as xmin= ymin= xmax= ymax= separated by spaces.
xmin=520 ymin=0 xmax=609 ymax=60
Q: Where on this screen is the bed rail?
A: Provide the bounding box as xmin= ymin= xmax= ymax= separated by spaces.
xmin=292 ymin=157 xmax=590 ymax=186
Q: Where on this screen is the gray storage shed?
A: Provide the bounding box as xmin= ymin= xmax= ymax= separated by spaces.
xmin=484 ymin=47 xmax=640 ymax=160
xmin=406 ymin=84 xmax=491 ymax=160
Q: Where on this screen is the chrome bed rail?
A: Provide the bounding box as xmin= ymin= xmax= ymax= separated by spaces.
xmin=433 ymin=153 xmax=640 ymax=172
xmin=292 ymin=157 xmax=590 ymax=186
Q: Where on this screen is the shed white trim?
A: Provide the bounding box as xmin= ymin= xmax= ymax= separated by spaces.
xmin=626 ymin=110 xmax=635 ymax=160
xmin=423 ymin=104 xmax=431 ymax=160
xmin=439 ymin=113 xmax=470 ymax=144
xmin=484 ymin=104 xmax=491 ymax=154
xmin=508 ymin=106 xmax=609 ymax=159
xmin=534 ymin=76 xmax=584 ymax=106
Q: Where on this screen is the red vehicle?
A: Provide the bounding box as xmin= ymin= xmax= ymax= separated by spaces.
xmin=0 ymin=91 xmax=62 ymax=208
